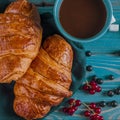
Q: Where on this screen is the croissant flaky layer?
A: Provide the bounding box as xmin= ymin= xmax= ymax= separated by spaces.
xmin=0 ymin=0 xmax=42 ymax=83
xmin=14 ymin=34 xmax=73 ymax=120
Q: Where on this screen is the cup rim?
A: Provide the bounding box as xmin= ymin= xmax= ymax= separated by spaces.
xmin=54 ymin=0 xmax=113 ymax=43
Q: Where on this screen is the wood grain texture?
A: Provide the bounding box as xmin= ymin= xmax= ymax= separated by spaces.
xmin=41 ymin=0 xmax=120 ymax=120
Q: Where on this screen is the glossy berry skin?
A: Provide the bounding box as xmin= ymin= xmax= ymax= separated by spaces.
xmin=83 ymin=84 xmax=90 ymax=91
xmin=84 ymin=110 xmax=91 ymax=117
xmin=114 ymin=88 xmax=120 ymax=95
xmin=90 ymin=114 xmax=100 ymax=120
xmin=98 ymin=101 xmax=106 ymax=107
xmin=90 ymin=81 xmax=97 ymax=86
xmin=99 ymin=116 xmax=104 ymax=120
xmin=91 ymin=84 xmax=98 ymax=90
xmin=96 ymin=78 xmax=103 ymax=84
xmin=86 ymin=51 xmax=92 ymax=57
xmin=107 ymin=90 xmax=114 ymax=97
xmin=75 ymin=100 xmax=81 ymax=106
xmin=111 ymin=100 xmax=118 ymax=107
xmin=89 ymin=89 xmax=96 ymax=94
xmin=96 ymin=86 xmax=102 ymax=92
xmin=89 ymin=103 xmax=96 ymax=109
xmin=72 ymin=106 xmax=78 ymax=111
xmin=67 ymin=107 xmax=76 ymax=115
xmin=86 ymin=65 xmax=93 ymax=71
xmin=108 ymin=75 xmax=114 ymax=80
xmin=90 ymin=81 xmax=98 ymax=90
xmin=94 ymin=107 xmax=101 ymax=114
xmin=68 ymin=98 xmax=75 ymax=105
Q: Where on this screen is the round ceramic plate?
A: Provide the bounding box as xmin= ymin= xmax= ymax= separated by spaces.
xmin=0 ymin=2 xmax=86 ymax=120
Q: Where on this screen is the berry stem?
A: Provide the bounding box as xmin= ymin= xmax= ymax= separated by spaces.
xmin=86 ymin=80 xmax=91 ymax=87
xmin=82 ymin=102 xmax=95 ymax=114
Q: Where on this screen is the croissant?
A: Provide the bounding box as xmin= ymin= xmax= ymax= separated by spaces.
xmin=14 ymin=34 xmax=73 ymax=120
xmin=0 ymin=0 xmax=42 ymax=83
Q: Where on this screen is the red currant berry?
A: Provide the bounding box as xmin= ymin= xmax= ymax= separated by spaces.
xmin=96 ymin=86 xmax=102 ymax=92
xmin=72 ymin=106 xmax=78 ymax=111
xmin=67 ymin=107 xmax=76 ymax=115
xmin=99 ymin=116 xmax=104 ymax=120
xmin=89 ymin=89 xmax=96 ymax=94
xmin=62 ymin=107 xmax=68 ymax=113
xmin=83 ymin=84 xmax=89 ymax=91
xmin=84 ymin=110 xmax=91 ymax=117
xmin=68 ymin=98 xmax=75 ymax=105
xmin=94 ymin=114 xmax=100 ymax=119
xmin=75 ymin=100 xmax=81 ymax=106
xmin=91 ymin=84 xmax=98 ymax=90
xmin=90 ymin=115 xmax=96 ymax=120
xmin=90 ymin=81 xmax=97 ymax=86
xmin=89 ymin=103 xmax=96 ymax=109
xmin=94 ymin=107 xmax=101 ymax=114
xmin=90 ymin=114 xmax=100 ymax=120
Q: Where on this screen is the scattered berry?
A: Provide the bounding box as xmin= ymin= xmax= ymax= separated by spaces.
xmin=67 ymin=107 xmax=76 ymax=115
xmin=90 ymin=114 xmax=100 ymax=120
xmin=110 ymin=100 xmax=118 ymax=107
xmin=98 ymin=101 xmax=106 ymax=107
xmin=108 ymin=75 xmax=114 ymax=80
xmin=99 ymin=116 xmax=104 ymax=120
xmin=94 ymin=107 xmax=101 ymax=114
xmin=68 ymin=98 xmax=75 ymax=105
xmin=86 ymin=51 xmax=92 ymax=57
xmin=93 ymin=114 xmax=100 ymax=119
xmin=72 ymin=106 xmax=78 ymax=111
xmin=96 ymin=86 xmax=102 ymax=92
xmin=91 ymin=84 xmax=98 ymax=90
xmin=84 ymin=110 xmax=91 ymax=117
xmin=107 ymin=90 xmax=114 ymax=97
xmin=75 ymin=100 xmax=81 ymax=106
xmin=90 ymin=81 xmax=97 ymax=86
xmin=114 ymin=88 xmax=120 ymax=95
xmin=86 ymin=65 xmax=93 ymax=71
xmin=83 ymin=84 xmax=90 ymax=91
xmin=89 ymin=89 xmax=96 ymax=95
xmin=89 ymin=103 xmax=96 ymax=109
xmin=96 ymin=78 xmax=103 ymax=84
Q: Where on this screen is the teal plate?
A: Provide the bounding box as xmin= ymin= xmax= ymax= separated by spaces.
xmin=0 ymin=1 xmax=86 ymax=120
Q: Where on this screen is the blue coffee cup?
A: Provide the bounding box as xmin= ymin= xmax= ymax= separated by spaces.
xmin=54 ymin=0 xmax=113 ymax=43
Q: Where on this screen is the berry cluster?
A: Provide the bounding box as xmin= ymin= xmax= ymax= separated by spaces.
xmin=83 ymin=80 xmax=102 ymax=95
xmin=62 ymin=99 xmax=81 ymax=115
xmin=83 ymin=103 xmax=103 ymax=120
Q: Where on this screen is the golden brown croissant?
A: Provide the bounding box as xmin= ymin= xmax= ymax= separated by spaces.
xmin=0 ymin=0 xmax=42 ymax=83
xmin=14 ymin=34 xmax=73 ymax=120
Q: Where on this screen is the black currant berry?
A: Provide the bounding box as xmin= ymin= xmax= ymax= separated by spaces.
xmin=111 ymin=100 xmax=118 ymax=107
xmin=108 ymin=75 xmax=114 ymax=80
xmin=98 ymin=101 xmax=106 ymax=107
xmin=114 ymin=88 xmax=120 ymax=95
xmin=96 ymin=78 xmax=103 ymax=84
xmin=107 ymin=90 xmax=114 ymax=97
xmin=86 ymin=65 xmax=93 ymax=71
xmin=85 ymin=51 xmax=92 ymax=57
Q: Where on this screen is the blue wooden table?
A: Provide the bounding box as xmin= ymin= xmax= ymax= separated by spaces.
xmin=0 ymin=0 xmax=120 ymax=120
xmin=35 ymin=0 xmax=120 ymax=120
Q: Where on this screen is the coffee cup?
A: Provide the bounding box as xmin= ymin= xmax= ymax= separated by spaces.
xmin=54 ymin=0 xmax=113 ymax=43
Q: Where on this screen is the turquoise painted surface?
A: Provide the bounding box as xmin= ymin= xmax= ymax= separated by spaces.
xmin=0 ymin=0 xmax=120 ymax=120
xmin=38 ymin=0 xmax=120 ymax=120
